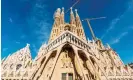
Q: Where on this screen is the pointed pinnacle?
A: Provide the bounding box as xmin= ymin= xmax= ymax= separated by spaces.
xmin=75 ymin=9 xmax=79 ymax=17
xmin=70 ymin=7 xmax=73 ymax=14
xmin=62 ymin=7 xmax=64 ymax=11
xmin=61 ymin=7 xmax=64 ymax=14
xmin=75 ymin=9 xmax=77 ymax=12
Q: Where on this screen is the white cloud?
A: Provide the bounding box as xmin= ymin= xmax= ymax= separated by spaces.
xmin=101 ymin=18 xmax=120 ymax=39
xmin=32 ymin=44 xmax=38 ymax=54
xmin=9 ymin=18 xmax=13 ymax=23
xmin=35 ymin=3 xmax=45 ymax=9
xmin=20 ymin=35 xmax=26 ymax=39
xmin=130 ymin=26 xmax=133 ymax=30
xmin=110 ymin=32 xmax=128 ymax=44
xmin=101 ymin=1 xmax=133 ymax=40
xmin=16 ymin=41 xmax=20 ymax=44
xmin=128 ymin=0 xmax=133 ymax=10
xmin=35 ymin=20 xmax=51 ymax=43
xmin=25 ymin=2 xmax=52 ymax=56
xmin=3 ymin=48 xmax=8 ymax=52
xmin=27 ymin=2 xmax=51 ymax=45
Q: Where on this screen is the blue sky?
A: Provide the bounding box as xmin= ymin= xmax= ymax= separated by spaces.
xmin=2 ymin=0 xmax=133 ymax=64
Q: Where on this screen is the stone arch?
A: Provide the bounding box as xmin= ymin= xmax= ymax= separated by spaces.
xmin=78 ymin=50 xmax=95 ymax=80
xmin=61 ymin=44 xmax=75 ymax=57
xmin=40 ymin=50 xmax=57 ymax=74
xmin=40 ymin=56 xmax=46 ymax=66
xmin=89 ymin=56 xmax=100 ymax=77
xmin=89 ymin=56 xmax=96 ymax=66
xmin=33 ymin=50 xmax=57 ymax=80
xmin=64 ymin=25 xmax=71 ymax=31
xmin=60 ymin=44 xmax=82 ymax=80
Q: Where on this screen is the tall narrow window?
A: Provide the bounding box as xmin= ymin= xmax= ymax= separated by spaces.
xmin=68 ymin=73 xmax=73 ymax=80
xmin=16 ymin=64 xmax=22 ymax=70
xmin=62 ymin=73 xmax=67 ymax=80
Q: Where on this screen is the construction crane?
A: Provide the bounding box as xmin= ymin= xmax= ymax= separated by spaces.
xmin=82 ymin=17 xmax=106 ymax=41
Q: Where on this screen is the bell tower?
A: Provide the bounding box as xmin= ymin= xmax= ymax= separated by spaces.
xmin=75 ymin=9 xmax=86 ymax=40
xmin=48 ymin=8 xmax=62 ymax=43
xmin=48 ymin=7 xmax=87 ymax=43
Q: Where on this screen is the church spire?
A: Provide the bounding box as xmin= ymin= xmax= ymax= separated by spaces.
xmin=54 ymin=8 xmax=61 ymax=18
xmin=75 ymin=9 xmax=81 ymax=27
xmin=54 ymin=8 xmax=61 ymax=26
xmin=75 ymin=9 xmax=87 ymax=40
xmin=70 ymin=7 xmax=75 ymax=24
xmin=48 ymin=8 xmax=61 ymax=43
xmin=60 ymin=7 xmax=64 ymax=24
xmin=75 ymin=9 xmax=79 ymax=18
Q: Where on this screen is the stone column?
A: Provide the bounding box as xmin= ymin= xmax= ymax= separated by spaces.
xmin=39 ymin=44 xmax=64 ymax=80
xmin=71 ymin=45 xmax=88 ymax=80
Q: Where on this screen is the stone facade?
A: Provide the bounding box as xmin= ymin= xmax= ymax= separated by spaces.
xmin=1 ymin=7 xmax=133 ymax=80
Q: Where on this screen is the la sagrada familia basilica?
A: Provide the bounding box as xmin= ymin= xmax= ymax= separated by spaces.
xmin=1 ymin=7 xmax=133 ymax=80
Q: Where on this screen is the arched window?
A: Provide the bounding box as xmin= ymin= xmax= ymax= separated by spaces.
xmin=3 ymin=64 xmax=7 ymax=69
xmin=16 ymin=64 xmax=22 ymax=70
xmin=64 ymin=25 xmax=71 ymax=31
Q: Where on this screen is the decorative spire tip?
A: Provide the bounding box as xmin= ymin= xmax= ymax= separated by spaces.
xmin=26 ymin=43 xmax=30 ymax=47
xmin=57 ymin=8 xmax=61 ymax=12
xmin=75 ymin=9 xmax=77 ymax=12
xmin=62 ymin=7 xmax=64 ymax=12
xmin=70 ymin=7 xmax=72 ymax=10
xmin=62 ymin=7 xmax=64 ymax=10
